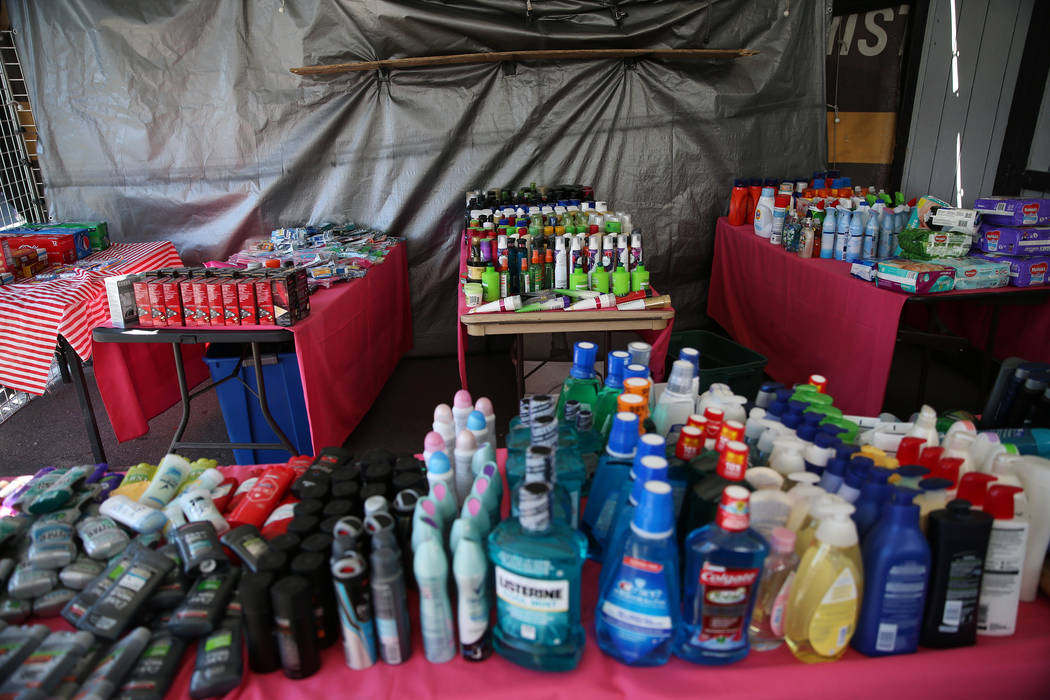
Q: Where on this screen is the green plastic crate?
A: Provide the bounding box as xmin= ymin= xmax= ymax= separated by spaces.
xmin=666 ymin=330 xmax=768 ymax=401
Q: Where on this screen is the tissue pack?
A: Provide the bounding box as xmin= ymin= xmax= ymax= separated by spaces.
xmin=927 ymin=257 xmax=1010 ymax=290
xmin=875 ymin=259 xmax=955 ymax=294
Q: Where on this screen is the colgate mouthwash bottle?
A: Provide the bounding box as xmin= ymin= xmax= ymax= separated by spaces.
xmin=488 ymin=482 xmax=587 ymax=671
xmin=674 ymin=485 xmax=769 ymax=665
xmin=556 ymin=342 xmax=601 ymax=421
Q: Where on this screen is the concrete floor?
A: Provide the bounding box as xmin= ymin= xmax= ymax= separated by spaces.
xmin=0 ymin=330 xmax=984 ymax=477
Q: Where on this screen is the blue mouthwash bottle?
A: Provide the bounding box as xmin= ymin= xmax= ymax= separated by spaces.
xmin=675 ymin=485 xmax=769 ymax=665
xmin=581 ymin=412 xmax=641 ymax=556
xmin=557 ymin=342 xmax=601 ymax=421
xmin=488 ymin=482 xmax=587 ymax=671
xmin=510 ymin=446 xmax=572 ymax=526
xmin=596 ymin=480 xmax=680 ymax=666
xmin=506 ymin=395 xmax=556 ymax=485
xmin=594 ymin=351 xmax=631 ymax=437
xmin=600 ymin=455 xmax=671 ymax=593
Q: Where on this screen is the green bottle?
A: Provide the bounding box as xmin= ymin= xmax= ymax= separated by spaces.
xmin=556 ymin=342 xmax=602 ymax=420
xmin=591 ymin=265 xmax=610 ymax=293
xmin=630 ymin=265 xmax=649 ymax=292
xmin=530 ymin=250 xmax=544 ymax=292
xmin=481 ymin=265 xmax=500 ymax=302
xmin=569 ymin=264 xmax=589 ymax=292
xmin=612 ymin=266 xmax=630 ymax=296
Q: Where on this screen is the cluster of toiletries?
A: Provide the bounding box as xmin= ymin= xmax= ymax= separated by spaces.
xmin=463 ymin=183 xmax=667 ymax=312
xmin=983 ymin=361 xmax=1050 ymax=430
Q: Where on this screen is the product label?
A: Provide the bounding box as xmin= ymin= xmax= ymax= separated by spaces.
xmin=807 ymin=567 xmax=858 ymax=657
xmin=940 ymin=552 xmax=983 ymax=633
xmin=457 ymin=575 xmax=490 ymax=658
xmin=688 ymin=562 xmax=759 ymax=650
xmin=599 ymin=554 xmax=674 ymax=649
xmin=274 ymin=618 xmax=300 ymax=671
xmin=977 ymin=523 xmax=1027 ymax=633
xmin=769 ymin=571 xmax=794 ymax=637
xmin=874 ymin=561 xmax=928 ymax=653
xmin=372 ymin=583 xmax=404 ymax=664
xmin=495 ymin=566 xmax=570 ymax=644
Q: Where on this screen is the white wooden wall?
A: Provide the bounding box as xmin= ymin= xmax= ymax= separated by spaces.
xmin=901 ymin=0 xmax=1040 ymax=206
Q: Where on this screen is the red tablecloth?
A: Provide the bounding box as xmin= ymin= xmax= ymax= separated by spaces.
xmin=91 ymin=242 xmax=412 ymax=449
xmin=0 ymin=242 xmax=184 ymax=394
xmin=456 ymin=236 xmax=674 ymax=390
xmin=708 ymin=218 xmax=1050 ymax=416
xmin=30 ymin=455 xmax=1050 ymax=699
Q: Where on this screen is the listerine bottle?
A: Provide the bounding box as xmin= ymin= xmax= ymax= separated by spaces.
xmin=510 ymin=414 xmax=585 ymax=528
xmin=594 ymin=351 xmax=631 ymax=438
xmin=506 ymin=395 xmax=556 ymax=482
xmin=489 ymin=482 xmax=587 ymax=671
xmin=574 ymin=409 xmax=603 ymax=492
xmin=675 ymin=485 xmax=769 ymax=665
xmin=556 ymin=342 xmax=601 ymax=421
xmin=678 ymin=439 xmax=753 ymax=551
xmin=595 ymin=480 xmax=680 ymax=666
xmin=510 ymin=445 xmax=572 ymax=526
xmin=581 ymin=412 xmax=640 ymax=557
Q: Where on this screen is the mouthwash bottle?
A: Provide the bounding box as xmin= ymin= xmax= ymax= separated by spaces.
xmin=509 ymin=445 xmax=573 ymax=526
xmin=674 ymin=485 xmax=769 ymax=664
xmin=784 ymin=502 xmax=863 ymax=663
xmin=582 ymin=412 xmax=640 ymax=556
xmin=594 ymin=351 xmax=630 ymax=437
xmin=600 ymin=455 xmax=671 ymax=593
xmin=595 ymin=480 xmax=680 ymax=666
xmin=506 ymin=395 xmax=556 ymax=483
xmin=573 ymin=409 xmax=604 ymax=492
xmin=677 ymin=440 xmax=753 ymax=550
xmin=557 ymin=342 xmax=601 ymax=420
xmin=489 ymin=482 xmax=587 ymax=671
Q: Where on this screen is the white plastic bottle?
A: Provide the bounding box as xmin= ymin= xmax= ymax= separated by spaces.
xmin=453 ymin=430 xmax=478 ymax=505
xmin=652 ymin=360 xmax=696 ymax=441
xmin=474 ymin=397 xmax=497 ymax=448
xmin=753 ymin=187 xmax=776 ymax=238
xmin=138 ymin=454 xmax=191 ymax=509
xmin=977 ymin=485 xmax=1028 ymax=636
xmin=905 ymin=405 xmax=939 ymax=448
xmin=433 ymin=404 xmax=457 ymax=465
xmin=452 ymin=390 xmax=474 ymax=437
xmin=426 ymin=452 xmax=457 ymax=510
xmin=99 ymin=495 xmax=168 ymax=534
xmin=770 ymin=438 xmax=806 ymax=476
xmin=179 ymin=488 xmax=230 ymax=535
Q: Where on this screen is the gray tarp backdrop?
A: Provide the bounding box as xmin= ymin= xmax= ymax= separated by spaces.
xmin=10 ymin=0 xmax=828 ymax=354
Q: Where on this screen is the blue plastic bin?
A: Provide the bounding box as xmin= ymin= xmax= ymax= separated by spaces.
xmin=203 ymin=342 xmax=313 ymax=465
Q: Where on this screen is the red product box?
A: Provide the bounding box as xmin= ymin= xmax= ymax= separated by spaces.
xmin=161 ymin=277 xmax=183 ymax=326
xmin=237 ymin=279 xmax=257 ymax=324
xmin=132 ymin=280 xmax=153 ymax=326
xmin=192 ymin=279 xmax=210 ymax=325
xmin=205 ymin=279 xmax=225 ymax=326
xmin=179 ymin=278 xmax=197 ymax=325
xmin=3 ymin=234 xmax=77 ymax=264
xmin=220 ymin=280 xmax=241 ymax=326
xmin=147 ymin=279 xmax=167 ymax=327
xmin=255 ymin=278 xmax=275 ymax=324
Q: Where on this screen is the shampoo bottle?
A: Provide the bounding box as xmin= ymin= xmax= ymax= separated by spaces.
xmin=977 ymin=485 xmax=1028 ymax=636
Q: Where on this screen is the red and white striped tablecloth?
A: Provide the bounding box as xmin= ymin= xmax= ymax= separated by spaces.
xmin=0 ymin=241 xmax=183 ymax=394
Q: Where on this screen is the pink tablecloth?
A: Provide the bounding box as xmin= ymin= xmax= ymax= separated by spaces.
xmin=91 ymin=242 xmax=412 ymax=449
xmin=708 ymin=218 xmax=1050 ymax=416
xmin=25 ymin=454 xmax=1050 ymax=698
xmin=456 ymin=235 xmax=674 ymax=391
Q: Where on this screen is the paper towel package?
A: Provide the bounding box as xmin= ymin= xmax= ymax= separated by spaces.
xmin=970 ymin=252 xmax=1049 ymax=288
xmin=976 ymin=224 xmax=1050 ymax=255
xmin=974 ymin=197 xmax=1050 ymax=227
xmin=928 ymin=257 xmax=1010 ymax=290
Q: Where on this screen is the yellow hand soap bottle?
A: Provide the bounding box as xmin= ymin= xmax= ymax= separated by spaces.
xmin=784 ymin=502 xmax=863 ymax=663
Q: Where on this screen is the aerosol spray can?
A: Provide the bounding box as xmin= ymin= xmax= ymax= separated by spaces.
xmin=617 ymin=234 xmax=630 ymax=271
xmin=630 ymin=232 xmax=643 ymax=269
xmin=554 ymin=237 xmax=568 ymax=289
xmin=331 ymin=553 xmax=377 ymax=670
xmin=587 ymin=233 xmax=602 ymax=288
xmin=496 ymin=234 xmax=508 ymax=271
xmin=603 ymin=234 xmax=617 ymax=273
xmin=569 ymin=236 xmax=583 ymax=278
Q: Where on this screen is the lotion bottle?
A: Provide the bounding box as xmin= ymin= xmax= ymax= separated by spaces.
xmin=977 ymin=485 xmax=1028 ymax=636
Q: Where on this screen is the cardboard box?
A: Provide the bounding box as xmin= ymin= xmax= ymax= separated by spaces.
xmin=974 ymin=197 xmax=1050 ymax=227
xmin=132 ymin=279 xmax=153 ymax=326
xmin=179 ymin=278 xmax=197 ymax=325
xmin=147 ymin=279 xmax=167 ymax=326
xmin=975 ymin=224 xmax=1050 ymax=255
xmin=220 ymin=280 xmax=241 ymax=326
xmin=3 ymin=231 xmax=87 ymax=262
xmin=237 ymin=279 xmax=257 ymax=324
xmin=928 ymin=256 xmax=1010 ymax=290
xmin=971 ymin=252 xmax=1049 ymax=287
xmin=161 ymin=277 xmax=183 ymax=325
xmin=104 ymin=274 xmax=139 ymax=328
xmin=205 ymin=279 xmax=225 ymax=326
xmin=255 ymin=278 xmax=275 ymax=324
xmin=192 ymin=279 xmax=210 ymax=325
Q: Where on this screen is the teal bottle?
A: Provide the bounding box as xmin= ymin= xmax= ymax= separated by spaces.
xmin=599 ymin=455 xmax=671 ymax=594
xmin=581 ymin=412 xmax=640 ymax=557
xmin=556 ymin=342 xmax=601 ymax=420
xmin=594 ymin=351 xmax=630 ymax=437
xmin=506 ymin=395 xmax=556 ymax=484
xmin=675 ymin=485 xmax=769 ymax=665
xmin=596 ymin=480 xmax=680 ymax=666
xmin=510 ymin=445 xmax=573 ymax=526
xmin=574 ymin=409 xmax=604 ymax=493
xmin=489 ymin=482 xmax=587 ymax=671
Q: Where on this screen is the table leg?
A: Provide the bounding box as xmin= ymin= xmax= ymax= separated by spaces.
xmin=56 ymin=349 xmax=71 ymax=384
xmin=59 ymin=336 xmax=106 ymax=464
xmin=515 ymin=334 xmax=525 ymax=401
xmin=251 ymin=342 xmax=297 ymax=456
xmin=168 ymin=342 xmax=192 ymax=455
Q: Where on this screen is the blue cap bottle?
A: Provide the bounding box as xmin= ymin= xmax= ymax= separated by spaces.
xmin=570 ymin=342 xmax=597 ymax=380
xmin=604 ymin=351 xmax=630 ymax=389
xmin=607 ymin=412 xmax=640 ymax=458
xmin=819 ymin=456 xmax=848 ymax=493
xmin=624 ymin=363 xmax=649 ymax=380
